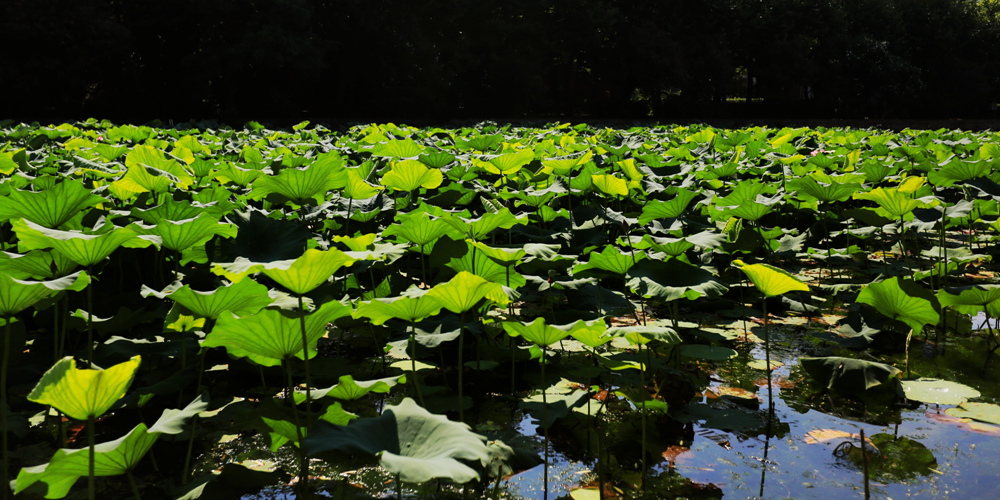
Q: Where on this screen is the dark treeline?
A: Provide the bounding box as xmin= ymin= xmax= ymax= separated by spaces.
xmin=2 ymin=0 xmax=999 ymax=122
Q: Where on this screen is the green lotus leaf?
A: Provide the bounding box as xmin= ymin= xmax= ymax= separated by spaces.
xmin=225 ymin=248 xmax=356 ymax=295
xmin=304 ymin=397 xmax=490 ymax=484
xmin=607 ymin=325 xmax=682 ymax=345
xmin=202 ymin=300 xmax=352 ymax=366
xmin=299 ymin=374 xmax=406 ymax=402
xmin=383 ymin=212 xmax=461 ymax=246
xmin=573 ymin=245 xmax=644 ymax=277
xmin=444 ymin=208 xmax=527 ymax=240
xmin=261 ymin=400 xmax=359 ymax=451
xmin=541 ymin=150 xmax=592 ymax=176
xmin=11 ymin=219 xmax=152 ymax=267
xmin=446 ymin=241 xmax=527 ymax=288
xmin=0 ymin=270 xmax=89 ymax=317
xmin=0 ymin=249 xmax=79 ymax=279
xmin=426 ymin=271 xmax=508 ymax=312
xmin=113 ymin=145 xmax=195 ymax=193
xmin=901 ymin=378 xmax=981 ymax=405
xmin=27 ymin=355 xmax=141 ymax=421
xmin=213 ymin=162 xmax=267 ymax=186
xmin=354 ymin=292 xmax=443 ymax=325
xmin=139 ymin=213 xmax=237 ymax=252
xmin=937 ymin=285 xmax=1000 ymax=317
xmin=502 ymin=317 xmax=577 ymax=347
xmin=141 ymin=278 xmax=273 ymax=319
xmin=382 ymin=159 xmax=444 ymax=191
xmin=14 ymin=395 xmax=205 ymax=498
xmin=788 ymin=172 xmax=864 ymax=203
xmin=590 ymin=174 xmax=628 ymax=196
xmin=370 ymin=138 xmax=426 ymax=158
xmin=343 ymin=168 xmax=384 ymax=199
xmin=249 ymin=154 xmax=347 ymax=205
xmin=734 ymin=261 xmax=809 ymax=297
xmin=483 ymin=149 xmax=535 ymax=175
xmin=14 ymin=423 xmax=158 ymax=498
xmin=857 ymin=277 xmax=940 ymax=334
xmin=417 ymin=150 xmax=457 ymax=169
xmin=945 ymin=402 xmax=1000 ymax=425
xmin=928 ymin=158 xmax=993 ymax=187
xmin=853 ymin=186 xmax=920 ymax=219
xmin=800 ymin=356 xmax=902 ymax=396
xmin=0 ymin=180 xmax=106 ymax=228
xmin=456 ymin=134 xmax=503 ymax=152
xmin=627 ymin=259 xmax=728 ymax=301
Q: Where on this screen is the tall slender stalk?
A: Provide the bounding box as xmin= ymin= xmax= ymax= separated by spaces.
xmin=540 ymin=345 xmax=549 ymax=500
xmin=88 ymin=415 xmax=96 ymax=500
xmin=86 ymin=266 xmax=95 ymax=368
xmin=762 ymin=299 xmax=774 ymax=418
xmin=458 ymin=311 xmax=466 ymax=422
xmin=297 ymin=295 xmax=312 ymax=425
xmin=2 ymin=318 xmax=10 ymax=500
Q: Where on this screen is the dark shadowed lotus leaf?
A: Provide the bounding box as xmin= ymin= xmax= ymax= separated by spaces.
xmin=800 ymin=356 xmax=902 ymax=396
xmin=627 ymin=259 xmax=728 ymax=301
xmin=304 ymin=398 xmax=490 ymax=484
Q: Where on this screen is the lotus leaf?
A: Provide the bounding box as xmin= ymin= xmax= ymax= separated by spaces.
xmin=27 ymin=355 xmax=141 ymax=421
xmin=800 ymin=356 xmax=901 ymax=396
xmin=304 ymin=397 xmax=490 ymax=484
xmin=901 ymin=378 xmax=981 ymax=405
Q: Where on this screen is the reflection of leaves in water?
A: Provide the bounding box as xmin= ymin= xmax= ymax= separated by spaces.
xmin=833 ymin=433 xmax=937 ymax=482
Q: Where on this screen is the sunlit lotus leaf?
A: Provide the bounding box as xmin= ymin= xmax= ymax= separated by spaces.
xmin=573 ymin=245 xmax=644 ymax=277
xmin=370 ymin=139 xmax=426 ymax=158
xmin=417 ymin=150 xmax=457 ymax=169
xmin=471 ymin=242 xmax=527 ymax=265
xmin=476 ymin=148 xmax=534 ymax=175
xmin=250 ymin=155 xmax=347 ymax=205
xmin=0 ymin=270 xmax=89 ymax=317
xmin=0 ymin=180 xmax=106 ymax=228
xmin=14 ymin=395 xmax=206 ymax=498
xmin=15 ymin=423 xmax=158 ymax=498
xmin=0 ymin=249 xmax=79 ymax=279
xmin=627 ymin=259 xmax=728 ymax=301
xmin=382 ymin=159 xmax=443 ymax=191
xmin=221 ymin=248 xmax=355 ymax=295
xmin=945 ymin=402 xmax=1000 ymax=425
xmin=304 ymin=397 xmax=490 ymax=484
xmin=446 ymin=241 xmax=527 ymax=288
xmin=354 ymin=292 xmax=443 ymax=325
xmin=590 ymin=174 xmax=628 ymax=196
xmin=637 ymin=188 xmax=699 ymax=224
xmin=27 ymin=355 xmax=141 ymax=420
xmin=937 ymin=285 xmax=1000 ymax=317
xmin=503 ymin=317 xmax=578 ymax=347
xmin=202 ymin=300 xmax=352 ymax=366
xmin=443 ymin=208 xmax=526 ymax=240
xmin=383 ymin=212 xmax=460 ymax=247
xmin=606 ymin=325 xmax=682 ymax=346
xmin=299 ymin=374 xmax=406 ymax=402
xmin=426 ymin=271 xmax=508 ymax=312
xmin=213 ymin=162 xmax=267 ymax=186
xmin=800 ymin=356 xmax=901 ymax=396
xmin=343 ymin=168 xmax=384 ymax=199
xmin=11 ymin=219 xmax=152 ymax=267
xmin=113 ymin=145 xmax=194 ymax=193
xmin=540 ymin=150 xmax=592 ymax=175
xmin=139 ymin=213 xmax=237 ymax=252
xmin=788 ymin=172 xmax=864 ymax=203
xmin=901 ymin=378 xmax=981 ymax=405
xmin=733 ymin=260 xmax=808 ymax=297
xmin=853 ymin=187 xmax=920 ymax=219
xmin=857 ymin=277 xmax=940 ymax=334
xmin=928 ymin=158 xmax=993 ymax=186
xmin=141 ymin=278 xmax=273 ymax=319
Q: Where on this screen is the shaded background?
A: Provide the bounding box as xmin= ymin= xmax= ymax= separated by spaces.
xmin=2 ymin=0 xmax=999 ymax=124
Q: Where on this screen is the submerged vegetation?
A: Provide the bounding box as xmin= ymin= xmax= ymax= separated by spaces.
xmin=1 ymin=119 xmax=1000 ymax=499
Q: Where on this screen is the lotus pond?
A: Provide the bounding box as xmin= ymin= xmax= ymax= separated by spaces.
xmin=2 ymin=120 xmax=1000 ymax=500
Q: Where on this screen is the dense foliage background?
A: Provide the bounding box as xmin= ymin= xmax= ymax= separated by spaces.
xmin=3 ymin=0 xmax=1000 ymax=121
